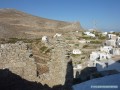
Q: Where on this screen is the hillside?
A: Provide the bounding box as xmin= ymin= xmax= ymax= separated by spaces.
xmin=0 ymin=8 xmax=84 ymax=39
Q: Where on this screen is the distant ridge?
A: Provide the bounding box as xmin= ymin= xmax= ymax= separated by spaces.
xmin=0 ymin=8 xmax=84 ymax=38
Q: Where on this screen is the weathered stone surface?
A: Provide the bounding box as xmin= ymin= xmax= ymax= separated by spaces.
xmin=0 ymin=41 xmax=37 ymax=81
xmin=0 ymin=41 xmax=73 ymax=88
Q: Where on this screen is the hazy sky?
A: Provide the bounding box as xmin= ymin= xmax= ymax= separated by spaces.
xmin=0 ymin=0 xmax=120 ymax=31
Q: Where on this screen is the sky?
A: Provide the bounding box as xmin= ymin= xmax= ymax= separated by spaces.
xmin=0 ymin=0 xmax=120 ymax=31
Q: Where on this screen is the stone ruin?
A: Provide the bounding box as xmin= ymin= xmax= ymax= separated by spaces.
xmin=0 ymin=41 xmax=73 ymax=88
xmin=0 ymin=41 xmax=37 ymax=81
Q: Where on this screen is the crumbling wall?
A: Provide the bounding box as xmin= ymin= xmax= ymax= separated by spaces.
xmin=0 ymin=40 xmax=73 ymax=88
xmin=37 ymin=38 xmax=73 ymax=87
xmin=0 ymin=41 xmax=37 ymax=81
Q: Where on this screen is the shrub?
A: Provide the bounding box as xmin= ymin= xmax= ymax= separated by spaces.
xmin=90 ymin=40 xmax=102 ymax=44
xmin=98 ymin=36 xmax=106 ymax=40
xmin=75 ymin=44 xmax=79 ymax=47
xmin=45 ymin=48 xmax=51 ymax=53
xmin=71 ymin=54 xmax=80 ymax=57
xmin=83 ymin=45 xmax=89 ymax=48
xmin=40 ymin=46 xmax=47 ymax=52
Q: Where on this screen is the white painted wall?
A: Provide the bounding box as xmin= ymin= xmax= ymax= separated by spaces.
xmin=72 ymin=49 xmax=82 ymax=54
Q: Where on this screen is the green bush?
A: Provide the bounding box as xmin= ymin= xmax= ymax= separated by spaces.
xmin=90 ymin=40 xmax=102 ymax=44
xmin=83 ymin=45 xmax=89 ymax=48
xmin=40 ymin=46 xmax=47 ymax=52
xmin=45 ymin=48 xmax=51 ymax=53
xmin=75 ymin=44 xmax=79 ymax=47
xmin=71 ymin=54 xmax=80 ymax=57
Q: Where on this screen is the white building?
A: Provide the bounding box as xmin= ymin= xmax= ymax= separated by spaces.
xmin=90 ymin=51 xmax=111 ymax=61
xmin=79 ymin=39 xmax=86 ymax=44
xmin=117 ymin=36 xmax=120 ymax=41
xmin=90 ymin=52 xmax=99 ymax=61
xmin=84 ymin=32 xmax=95 ymax=37
xmin=42 ymin=36 xmax=48 ymax=43
xmin=116 ymin=40 xmax=120 ymax=48
xmin=73 ymin=64 xmax=82 ymax=78
xmin=108 ymin=34 xmax=117 ymax=40
xmin=53 ymin=33 xmax=62 ymax=37
xmin=76 ymin=31 xmax=79 ymax=33
xmin=106 ymin=40 xmax=116 ymax=47
xmin=84 ymin=31 xmax=91 ymax=35
xmin=100 ymin=46 xmax=113 ymax=54
xmin=72 ymin=49 xmax=82 ymax=54
xmin=89 ymin=33 xmax=95 ymax=37
xmin=113 ymin=48 xmax=120 ymax=55
xmin=99 ymin=52 xmax=111 ymax=60
xmin=102 ymin=32 xmax=108 ymax=36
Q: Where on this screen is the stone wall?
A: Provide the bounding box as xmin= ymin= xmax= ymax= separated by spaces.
xmin=0 ymin=41 xmax=37 ymax=81
xmin=38 ymin=37 xmax=73 ymax=88
xmin=0 ymin=40 xmax=73 ymax=88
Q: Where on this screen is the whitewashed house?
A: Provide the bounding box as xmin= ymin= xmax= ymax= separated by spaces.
xmin=116 ymin=40 xmax=120 ymax=48
xmin=72 ymin=49 xmax=82 ymax=54
xmin=100 ymin=46 xmax=113 ymax=54
xmin=74 ymin=64 xmax=82 ymax=70
xmin=42 ymin=36 xmax=48 ymax=43
xmin=102 ymin=32 xmax=108 ymax=36
xmin=90 ymin=51 xmax=111 ymax=61
xmin=79 ymin=39 xmax=86 ymax=44
xmin=106 ymin=40 xmax=116 ymax=47
xmin=84 ymin=32 xmax=95 ymax=37
xmin=99 ymin=52 xmax=111 ymax=60
xmin=113 ymin=48 xmax=120 ymax=55
xmin=117 ymin=37 xmax=120 ymax=41
xmin=53 ymin=33 xmax=62 ymax=37
xmin=90 ymin=52 xmax=99 ymax=61
xmin=86 ymin=40 xmax=91 ymax=43
xmin=73 ymin=64 xmax=82 ymax=78
xmin=84 ymin=31 xmax=91 ymax=35
xmin=76 ymin=31 xmax=79 ymax=33
xmin=89 ymin=33 xmax=95 ymax=37
xmin=108 ymin=34 xmax=117 ymax=40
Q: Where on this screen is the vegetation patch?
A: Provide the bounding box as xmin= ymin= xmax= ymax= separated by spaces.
xmin=40 ymin=46 xmax=48 ymax=52
xmin=75 ymin=44 xmax=79 ymax=47
xmin=83 ymin=45 xmax=89 ymax=48
xmin=90 ymin=40 xmax=102 ymax=44
xmin=1 ymin=38 xmax=42 ymax=44
xmin=71 ymin=54 xmax=80 ymax=58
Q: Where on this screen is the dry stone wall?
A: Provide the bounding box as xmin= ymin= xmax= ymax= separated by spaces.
xmin=0 ymin=40 xmax=73 ymax=88
xmin=0 ymin=41 xmax=37 ymax=81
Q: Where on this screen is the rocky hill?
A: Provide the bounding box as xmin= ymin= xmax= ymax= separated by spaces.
xmin=0 ymin=8 xmax=84 ymax=39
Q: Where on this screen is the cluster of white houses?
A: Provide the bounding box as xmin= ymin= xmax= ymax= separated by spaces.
xmin=105 ymin=34 xmax=120 ymax=47
xmin=89 ymin=33 xmax=120 ymax=72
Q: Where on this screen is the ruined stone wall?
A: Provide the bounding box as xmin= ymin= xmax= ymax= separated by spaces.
xmin=37 ymin=38 xmax=73 ymax=88
xmin=0 ymin=41 xmax=37 ymax=81
xmin=0 ymin=40 xmax=73 ymax=88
